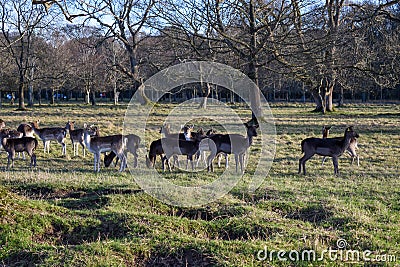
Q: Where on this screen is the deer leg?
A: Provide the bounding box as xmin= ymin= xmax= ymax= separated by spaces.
xmin=31 ymin=153 xmax=37 ymax=167
xmin=117 ymin=153 xmax=126 ymax=172
xmin=332 ymin=156 xmax=339 ymax=175
xmin=356 ymin=155 xmax=359 ymax=166
xmin=299 ymin=153 xmax=313 ymax=175
xmin=321 ymin=156 xmax=326 ymax=166
xmin=234 ymin=154 xmax=239 ymax=173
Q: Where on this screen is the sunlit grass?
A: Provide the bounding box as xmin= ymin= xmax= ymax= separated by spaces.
xmin=0 ymin=102 xmax=399 ymax=266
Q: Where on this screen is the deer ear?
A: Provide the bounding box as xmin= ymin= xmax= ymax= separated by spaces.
xmin=83 ymin=123 xmax=87 ymax=128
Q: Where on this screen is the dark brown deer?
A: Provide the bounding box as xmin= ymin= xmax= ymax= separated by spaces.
xmin=31 ymin=120 xmax=67 ymax=156
xmin=146 ymin=138 xmax=169 ymax=170
xmin=299 ymin=126 xmax=359 ymax=175
xmin=161 ymin=135 xmax=202 ymax=171
xmin=1 ymin=129 xmax=38 ymax=169
xmin=83 ymin=126 xmax=127 ymax=172
xmin=104 ymin=134 xmax=141 ymax=168
xmin=206 ymin=122 xmax=259 ymax=173
xmin=321 ymin=126 xmax=359 ymax=166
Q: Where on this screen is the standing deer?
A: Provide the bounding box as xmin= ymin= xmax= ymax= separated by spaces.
xmin=206 ymin=122 xmax=259 ymax=173
xmin=30 ymin=120 xmax=67 ymax=156
xmin=299 ymin=126 xmax=359 ymax=175
xmin=65 ymin=121 xmax=95 ymax=157
xmin=83 ymin=126 xmax=127 ymax=172
xmin=0 ymin=129 xmax=38 ymax=169
xmin=104 ymin=134 xmax=141 ymax=168
xmin=321 ymin=126 xmax=359 ymax=166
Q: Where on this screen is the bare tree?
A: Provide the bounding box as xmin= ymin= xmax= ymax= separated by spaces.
xmin=0 ymin=0 xmax=47 ymax=109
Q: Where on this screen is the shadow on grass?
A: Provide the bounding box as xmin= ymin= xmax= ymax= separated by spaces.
xmin=287 ymin=203 xmax=334 ymax=225
xmin=144 ymin=246 xmax=217 ymax=267
xmin=1 ymin=250 xmax=48 ymax=267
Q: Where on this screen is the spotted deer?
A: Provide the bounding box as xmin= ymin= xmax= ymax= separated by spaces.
xmin=30 ymin=120 xmax=67 ymax=156
xmin=83 ymin=126 xmax=127 ymax=172
xmin=0 ymin=129 xmax=38 ymax=169
xmin=104 ymin=134 xmax=141 ymax=168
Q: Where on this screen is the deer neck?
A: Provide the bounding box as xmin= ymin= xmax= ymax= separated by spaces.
xmin=83 ymin=131 xmax=92 ymax=149
xmin=247 ymin=134 xmax=254 ymax=147
xmin=341 ymin=134 xmax=352 ymax=153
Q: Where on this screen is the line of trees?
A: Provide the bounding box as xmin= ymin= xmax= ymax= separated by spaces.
xmin=0 ymin=0 xmax=399 ymax=113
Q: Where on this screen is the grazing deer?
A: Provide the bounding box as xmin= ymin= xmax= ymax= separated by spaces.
xmin=206 ymin=122 xmax=259 ymax=173
xmin=299 ymin=126 xmax=359 ymax=175
xmin=104 ymin=134 xmax=141 ymax=168
xmin=30 ymin=120 xmax=67 ymax=156
xmin=321 ymin=126 xmax=359 ymax=166
xmin=83 ymin=126 xmax=127 ymax=172
xmin=1 ymin=130 xmax=38 ymax=169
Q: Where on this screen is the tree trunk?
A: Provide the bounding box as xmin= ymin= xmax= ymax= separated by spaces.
xmin=50 ymin=88 xmax=55 ymax=105
xmin=337 ymin=86 xmax=344 ymax=107
xmin=198 ymin=83 xmax=211 ymax=109
xmin=311 ymin=89 xmax=324 ymax=113
xmin=91 ymin=90 xmax=96 ymax=106
xmin=18 ymin=74 xmax=25 ymax=110
xmin=38 ymin=89 xmax=42 ymax=105
xmin=28 ymin=85 xmax=34 ymax=107
xmin=85 ymin=88 xmax=90 ymax=104
xmin=114 ymin=91 xmax=119 ymax=105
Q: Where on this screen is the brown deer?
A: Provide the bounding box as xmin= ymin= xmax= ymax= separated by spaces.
xmin=206 ymin=122 xmax=259 ymax=173
xmin=1 ymin=129 xmax=38 ymax=169
xmin=30 ymin=120 xmax=67 ymax=156
xmin=65 ymin=121 xmax=95 ymax=157
xmin=17 ymin=123 xmax=35 ymax=137
xmin=299 ymin=126 xmax=359 ymax=175
xmin=146 ymin=138 xmax=169 ymax=170
xmin=321 ymin=126 xmax=359 ymax=166
xmin=83 ymin=126 xmax=127 ymax=172
xmin=161 ymin=135 xmax=203 ymax=171
xmin=104 ymin=134 xmax=141 ymax=168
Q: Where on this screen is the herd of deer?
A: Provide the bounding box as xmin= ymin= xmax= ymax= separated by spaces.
xmin=0 ymin=118 xmax=360 ymax=175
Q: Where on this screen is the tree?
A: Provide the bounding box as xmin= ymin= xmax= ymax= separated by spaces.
xmin=0 ymin=0 xmax=47 ymax=109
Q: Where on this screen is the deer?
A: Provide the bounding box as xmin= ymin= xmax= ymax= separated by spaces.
xmin=159 ymin=123 xmax=191 ymax=168
xmin=0 ymin=119 xmax=5 ymax=130
xmin=184 ymin=127 xmax=228 ymax=168
xmin=65 ymin=121 xmax=96 ymax=157
xmin=30 ymin=120 xmax=67 ymax=156
xmin=321 ymin=126 xmax=359 ymax=166
xmin=17 ymin=123 xmax=35 ymax=138
xmin=83 ymin=126 xmax=127 ymax=172
xmin=206 ymin=121 xmax=259 ymax=173
xmin=146 ymin=138 xmax=169 ymax=170
xmin=0 ymin=129 xmax=38 ymax=169
xmin=299 ymin=126 xmax=360 ymax=175
xmin=161 ymin=134 xmax=203 ymax=171
xmin=104 ymin=134 xmax=141 ymax=168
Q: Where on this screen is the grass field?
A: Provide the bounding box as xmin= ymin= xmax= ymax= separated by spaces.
xmin=0 ymin=102 xmax=399 ymax=266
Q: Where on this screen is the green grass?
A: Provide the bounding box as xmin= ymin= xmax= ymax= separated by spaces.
xmin=0 ymin=102 xmax=399 ymax=266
